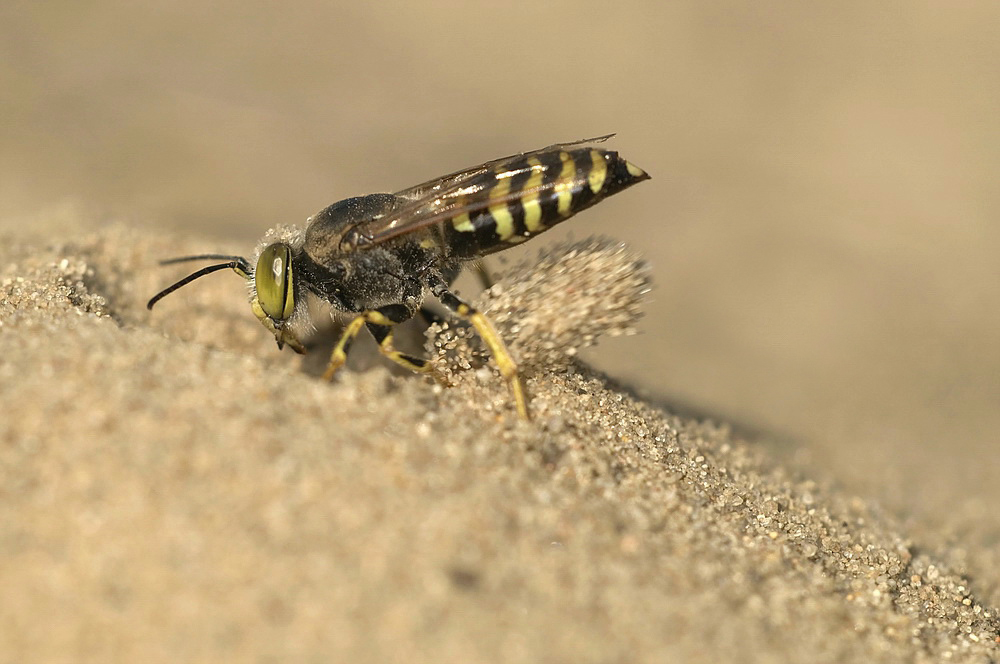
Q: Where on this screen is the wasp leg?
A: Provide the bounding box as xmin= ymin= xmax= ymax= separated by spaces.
xmin=426 ymin=276 xmax=529 ymax=420
xmin=322 ymin=304 xmax=444 ymax=384
xmin=365 ymin=321 xmax=448 ymax=385
xmin=472 ymin=260 xmax=494 ymax=290
xmin=321 ymin=315 xmax=368 ymax=381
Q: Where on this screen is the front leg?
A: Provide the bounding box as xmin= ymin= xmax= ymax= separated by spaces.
xmin=321 ymin=303 xmax=440 ymax=382
xmin=321 ymin=314 xmax=370 ymax=381
xmin=424 ymin=272 xmax=529 ymax=420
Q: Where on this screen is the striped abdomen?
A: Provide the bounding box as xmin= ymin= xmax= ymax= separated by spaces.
xmin=441 ymin=148 xmax=649 ymax=259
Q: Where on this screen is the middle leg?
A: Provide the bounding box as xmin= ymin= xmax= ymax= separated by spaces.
xmin=365 ymin=319 xmax=442 ymax=380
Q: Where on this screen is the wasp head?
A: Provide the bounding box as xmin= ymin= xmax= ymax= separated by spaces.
xmin=148 ymin=243 xmax=307 ymax=355
xmin=249 ymin=242 xmax=306 ymax=353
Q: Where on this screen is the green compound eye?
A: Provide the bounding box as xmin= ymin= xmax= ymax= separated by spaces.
xmin=255 ymin=243 xmax=295 ymax=320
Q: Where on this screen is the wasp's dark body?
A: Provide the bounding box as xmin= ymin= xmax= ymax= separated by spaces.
xmin=148 ymin=136 xmax=649 ymax=419
xmin=296 ymin=143 xmax=648 ymax=312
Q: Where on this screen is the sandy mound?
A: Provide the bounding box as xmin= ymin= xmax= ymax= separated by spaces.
xmin=0 ymin=224 xmax=996 ymax=662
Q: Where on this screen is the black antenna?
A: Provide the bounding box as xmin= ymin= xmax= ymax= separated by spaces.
xmin=147 ymin=257 xmax=251 ymax=310
xmin=159 ymin=254 xmax=248 ymax=266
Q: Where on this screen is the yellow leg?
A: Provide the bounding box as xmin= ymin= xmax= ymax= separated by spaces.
xmin=321 ymin=315 xmax=369 ymax=381
xmin=367 ymin=322 xmax=448 ymax=385
xmin=322 ymin=308 xmax=446 ymax=385
xmin=430 ymin=280 xmax=529 ymax=420
xmin=462 ymin=306 xmax=529 ymax=420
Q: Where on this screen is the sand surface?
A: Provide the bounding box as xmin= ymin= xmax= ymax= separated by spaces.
xmin=1 ymin=222 xmax=997 ymax=663
xmin=3 ymin=2 xmax=1000 ymax=660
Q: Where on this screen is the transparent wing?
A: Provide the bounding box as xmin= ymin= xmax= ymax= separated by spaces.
xmin=392 ymin=133 xmax=615 ymax=203
xmin=341 ymin=134 xmax=615 ymax=250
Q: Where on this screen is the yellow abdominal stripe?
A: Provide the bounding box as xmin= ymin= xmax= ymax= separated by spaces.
xmin=587 ymin=149 xmax=608 ymax=194
xmin=487 ymin=174 xmax=515 ymax=240
xmin=522 ymin=157 xmax=546 ymax=233
xmin=556 ymin=151 xmax=576 ymax=216
xmin=448 ymin=148 xmax=614 ymax=241
xmin=452 ymin=194 xmax=475 ymax=233
xmin=625 ymin=160 xmax=647 ymax=178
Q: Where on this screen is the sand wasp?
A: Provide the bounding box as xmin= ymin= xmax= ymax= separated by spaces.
xmin=148 ymin=135 xmax=649 ymax=419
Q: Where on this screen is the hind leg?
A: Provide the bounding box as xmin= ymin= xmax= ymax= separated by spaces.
xmin=424 ymin=273 xmax=528 ymax=420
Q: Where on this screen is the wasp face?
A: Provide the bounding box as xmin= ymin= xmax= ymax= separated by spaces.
xmin=147 ymin=239 xmax=306 ymax=355
xmin=250 ymin=242 xmax=306 ymax=353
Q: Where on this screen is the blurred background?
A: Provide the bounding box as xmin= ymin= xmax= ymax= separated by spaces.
xmin=2 ymin=2 xmax=997 ymax=528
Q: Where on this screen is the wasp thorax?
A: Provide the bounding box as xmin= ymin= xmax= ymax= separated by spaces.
xmin=255 ymin=243 xmax=295 ymax=320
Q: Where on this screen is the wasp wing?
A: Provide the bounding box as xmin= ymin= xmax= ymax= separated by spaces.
xmin=342 ymin=134 xmax=615 ymax=250
xmin=391 ymin=134 xmax=615 ymax=204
